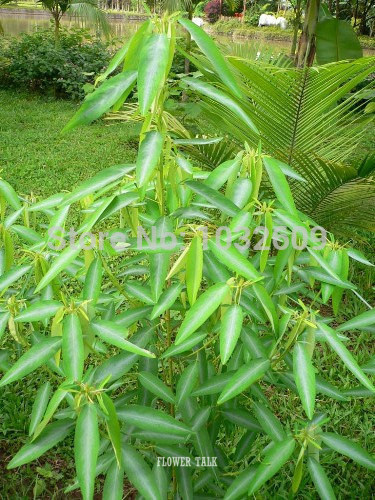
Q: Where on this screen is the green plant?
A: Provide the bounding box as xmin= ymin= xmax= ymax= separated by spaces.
xmin=0 ymin=28 xmax=111 ymax=99
xmin=0 ymin=0 xmax=110 ymax=40
xmin=0 ymin=14 xmax=374 ymax=500
xmin=184 ymin=49 xmax=375 ymax=235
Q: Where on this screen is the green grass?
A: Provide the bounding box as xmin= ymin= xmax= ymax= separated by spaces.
xmin=0 ymin=90 xmax=139 ymax=198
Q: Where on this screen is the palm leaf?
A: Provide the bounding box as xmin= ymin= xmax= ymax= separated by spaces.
xmin=184 ymin=52 xmax=375 ymax=234
xmin=68 ymin=0 xmax=111 ymax=37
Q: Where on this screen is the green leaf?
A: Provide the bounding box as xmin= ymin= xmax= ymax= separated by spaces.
xmin=337 ymin=308 xmax=375 ymax=332
xmin=191 ymin=371 xmax=233 ymax=396
xmin=176 ymin=466 xmax=193 ymax=500
xmin=91 ymin=319 xmax=155 ymax=358
xmin=136 ymin=131 xmax=163 ymax=188
xmin=263 ymin=157 xmax=299 ymax=218
xmin=252 ymin=283 xmax=279 ymax=332
xmin=175 ymin=282 xmax=230 ymax=345
xmin=293 ymin=342 xmax=316 ymax=420
xmin=248 ymin=438 xmax=296 ymax=495
xmin=11 ymin=225 xmax=44 ymax=245
xmin=33 ymin=383 xmax=68 ymax=439
xmin=62 ymin=71 xmax=137 ymax=132
xmin=0 ymin=337 xmax=62 ymax=387
xmin=185 ymin=180 xmax=240 ymax=217
xmin=138 ymin=34 xmax=170 ymax=116
xmin=29 ymin=382 xmax=51 ymax=436
xmin=103 ymin=460 xmax=124 ymax=500
xmin=101 ymin=393 xmax=122 ymax=468
xmin=176 ymin=362 xmax=199 ymax=406
xmin=217 ymin=359 xmax=270 ymax=405
xmin=0 ymin=311 xmax=10 ymax=340
xmin=316 ymin=19 xmax=362 ymax=65
xmin=0 ymin=264 xmax=31 ymax=293
xmin=305 ymin=268 xmax=355 ymax=290
xmin=253 ymin=401 xmax=286 ymax=442
xmin=321 ymin=432 xmax=375 ymax=470
xmin=75 ymin=404 xmax=100 ymax=500
xmin=222 ymin=408 xmax=262 ymax=432
xmin=184 ymin=78 xmax=258 ymax=134
xmin=178 ymin=18 xmax=242 ymax=98
xmin=122 ymin=444 xmax=162 ymax=500
xmin=161 ymin=330 xmax=207 ymax=359
xmin=307 ymin=457 xmax=336 ymax=500
xmin=28 ymin=193 xmax=65 ymax=212
xmin=224 ymin=466 xmax=258 ymax=500
xmin=317 ymin=322 xmax=375 ymax=392
xmin=83 ymin=257 xmax=102 ymax=307
xmin=15 ymin=300 xmax=62 ymax=323
xmin=0 ymin=179 xmax=21 ymax=210
xmin=208 ymin=240 xmax=261 ymax=282
xmin=220 ymin=304 xmax=243 ymax=365
xmin=151 ymin=282 xmax=184 ymax=320
xmin=149 ymin=217 xmax=172 ymax=303
xmin=117 ymin=405 xmax=191 ymax=437
xmin=8 ymin=419 xmax=74 ymax=469
xmin=205 ymin=155 xmax=243 ymax=191
xmin=316 ymin=376 xmax=348 ymax=402
xmin=62 ymin=314 xmax=84 ymax=383
xmin=186 ymin=236 xmax=203 ymax=305
xmin=307 ymin=248 xmax=356 ymax=289
xmin=34 ymin=246 xmax=82 ymax=294
xmin=61 ymin=164 xmax=134 ymax=207
xmin=347 ymin=248 xmax=374 ymax=267
xmin=138 ymin=371 xmax=175 ymax=405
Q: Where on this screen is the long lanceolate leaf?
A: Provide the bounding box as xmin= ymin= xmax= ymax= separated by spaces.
xmin=318 ymin=322 xmax=375 ymax=392
xmin=137 ymin=34 xmax=170 ymax=116
xmin=0 ymin=338 xmax=62 ymax=387
xmin=8 ymin=420 xmax=74 ymax=469
xmin=75 ymin=404 xmax=100 ymax=500
xmin=178 ymin=18 xmax=242 ymax=98
xmin=62 ymin=71 xmax=137 ymax=133
xmin=248 ymin=438 xmax=296 ymax=495
xmin=293 ymin=342 xmax=316 ymax=420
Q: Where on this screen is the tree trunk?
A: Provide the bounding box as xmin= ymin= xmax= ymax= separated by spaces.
xmin=295 ymin=0 xmax=320 ymax=67
xmin=353 ymin=0 xmax=359 ymax=26
xmin=182 ymin=10 xmax=193 ymax=102
xmin=335 ymin=0 xmax=339 ymax=17
xmin=290 ymin=0 xmax=302 ymax=57
xmin=52 ymin=9 xmax=61 ymax=43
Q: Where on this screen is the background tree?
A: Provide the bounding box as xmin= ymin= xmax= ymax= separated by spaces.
xmin=0 ymin=0 xmax=110 ymax=40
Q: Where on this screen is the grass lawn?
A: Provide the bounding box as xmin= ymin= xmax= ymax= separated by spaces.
xmin=0 ymin=89 xmax=374 ymax=499
xmin=0 ymin=90 xmax=139 ymax=198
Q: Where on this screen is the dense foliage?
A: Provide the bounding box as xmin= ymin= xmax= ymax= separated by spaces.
xmin=0 ymin=28 xmax=110 ymax=99
xmin=0 ymin=13 xmax=374 ymax=500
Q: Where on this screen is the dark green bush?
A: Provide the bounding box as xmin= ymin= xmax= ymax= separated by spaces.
xmin=0 ymin=27 xmax=111 ymax=99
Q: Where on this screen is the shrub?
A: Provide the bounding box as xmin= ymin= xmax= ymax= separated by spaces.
xmin=0 ymin=14 xmax=374 ymax=500
xmin=204 ymin=0 xmax=221 ymax=23
xmin=0 ymin=27 xmax=110 ymax=99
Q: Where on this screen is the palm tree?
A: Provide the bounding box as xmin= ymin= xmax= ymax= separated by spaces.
xmin=179 ymin=53 xmax=375 ymax=236
xmin=0 ymin=0 xmax=110 ymax=40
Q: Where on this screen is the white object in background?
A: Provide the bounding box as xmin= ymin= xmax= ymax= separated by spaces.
xmin=276 ymin=16 xmax=288 ymax=29
xmin=192 ymin=17 xmax=205 ymax=26
xmin=258 ymin=14 xmax=277 ymax=27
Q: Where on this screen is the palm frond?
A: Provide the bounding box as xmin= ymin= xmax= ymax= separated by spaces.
xmin=68 ymin=0 xmax=111 ymax=37
xmin=185 ymin=52 xmax=375 ymax=235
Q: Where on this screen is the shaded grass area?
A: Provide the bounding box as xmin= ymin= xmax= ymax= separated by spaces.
xmin=0 ymin=90 xmax=140 ymax=197
xmin=0 ymin=90 xmax=374 ymax=498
